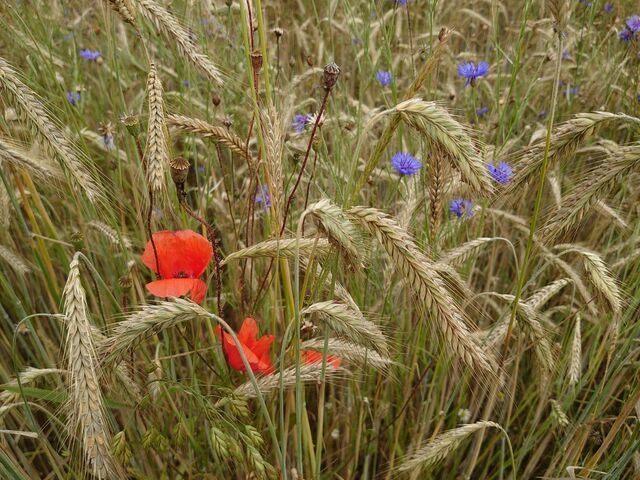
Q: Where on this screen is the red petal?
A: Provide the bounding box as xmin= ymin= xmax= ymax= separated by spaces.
xmin=141 ymin=230 xmax=212 ymax=279
xmin=302 ymin=350 xmax=341 ymax=368
xmin=221 ymin=332 xmax=260 ymax=372
xmin=252 ymin=334 xmax=275 ymax=359
xmin=189 ymin=279 xmax=207 ymax=304
xmin=174 ymin=230 xmax=213 ymax=277
xmin=237 ymin=317 xmax=259 ymax=347
xmin=145 ymin=278 xmax=206 ymax=303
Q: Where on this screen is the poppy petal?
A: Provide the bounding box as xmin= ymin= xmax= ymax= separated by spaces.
xmin=142 ymin=231 xmax=180 ymax=278
xmin=146 ymin=278 xmax=205 ymax=303
xmin=237 ymin=317 xmax=259 ymax=347
xmin=252 ymin=334 xmax=275 ymax=359
xmin=174 ymin=230 xmax=213 ymax=278
xmin=142 ymin=230 xmax=212 ymax=279
xmin=221 ymin=332 xmax=260 ymax=372
xmin=302 ymin=350 xmax=341 ymax=368
xmin=189 ymin=279 xmax=207 ymax=304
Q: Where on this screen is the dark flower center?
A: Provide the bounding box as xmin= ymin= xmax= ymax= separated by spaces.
xmin=174 ymin=271 xmax=190 ymax=279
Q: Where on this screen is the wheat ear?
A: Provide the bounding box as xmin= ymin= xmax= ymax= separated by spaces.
xmin=167 ymin=114 xmax=251 ymax=162
xmin=555 ymin=244 xmax=621 ymax=314
xmin=144 ymin=63 xmax=169 ymax=199
xmin=568 ymin=315 xmax=582 ymax=387
xmin=232 ymin=364 xmax=346 ymax=399
xmin=221 ymin=238 xmax=331 ymax=266
xmin=100 ymin=299 xmax=210 ymax=365
xmin=104 ymin=0 xmax=138 ymax=25
xmin=539 ymin=145 xmax=640 ymax=243
xmin=0 ymin=137 xmax=61 ymax=179
xmin=349 ymin=206 xmax=497 ymax=378
xmin=63 ymin=253 xmax=122 ymax=479
xmin=397 ymin=421 xmax=502 ymax=473
xmin=302 ymin=199 xmax=364 ymax=266
xmin=0 ymin=56 xmax=102 ymax=201
xmin=135 ymin=0 xmax=223 ymax=84
xmin=301 ymin=338 xmax=394 ymax=372
xmin=396 ymin=98 xmax=492 ymax=194
xmin=0 ymin=244 xmax=31 ymax=275
xmin=504 ymin=113 xmax=640 ymax=198
xmin=301 ymin=301 xmax=388 ymax=356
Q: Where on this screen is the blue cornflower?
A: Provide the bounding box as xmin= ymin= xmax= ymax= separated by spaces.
xmin=450 ymin=199 xmax=474 ymax=218
xmin=66 ymin=91 xmax=80 ymax=105
xmin=476 ymin=106 xmax=489 ymax=117
xmin=487 ymin=162 xmax=512 ymax=184
xmin=376 ymin=70 xmax=392 ymax=87
xmin=79 ymin=49 xmax=101 ymax=61
xmin=103 ymin=133 xmax=114 ymax=150
xmin=395 ymin=0 xmax=408 ymax=5
xmin=182 ymin=79 xmax=189 ymax=88
xmin=457 ymin=61 xmax=489 ymax=86
xmin=255 ymin=185 xmax=271 ymax=209
xmin=391 ymin=152 xmax=422 ymax=176
xmin=619 ymin=28 xmax=633 ymax=42
xmin=627 ymin=15 xmax=640 ymax=33
xmin=604 ymin=3 xmax=613 ymax=13
xmin=578 ymin=0 xmax=592 ymax=7
xmin=292 ymin=113 xmax=310 ymax=133
xmin=566 ymin=86 xmax=579 ymax=97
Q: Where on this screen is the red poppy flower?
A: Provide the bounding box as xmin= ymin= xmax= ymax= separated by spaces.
xmin=142 ymin=230 xmax=212 ymax=304
xmin=302 ymin=350 xmax=342 ymax=369
xmin=216 ymin=317 xmax=275 ymax=374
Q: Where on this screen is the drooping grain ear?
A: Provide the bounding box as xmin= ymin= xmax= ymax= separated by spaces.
xmin=397 ymin=421 xmax=504 ymax=474
xmin=302 ymin=199 xmax=366 ymax=267
xmin=301 ymin=301 xmax=388 ymax=357
xmin=348 ymin=206 xmax=499 ymax=381
xmin=221 ymin=238 xmax=332 ymax=266
xmin=104 ymin=0 xmax=138 ymax=26
xmin=396 ymin=98 xmax=493 ymax=195
xmin=539 ymin=145 xmax=640 ymax=244
xmin=99 ymin=299 xmax=210 ymax=366
xmin=301 ymin=338 xmax=394 ymax=373
xmin=135 ymin=0 xmax=224 ymax=84
xmin=230 ymin=363 xmax=347 ymax=400
xmin=167 ymin=114 xmax=251 ymax=163
xmin=0 ymin=137 xmax=62 ymax=180
xmin=0 ymin=56 xmax=103 ymax=202
xmin=503 ymin=113 xmax=640 ymax=200
xmin=554 ymin=244 xmax=622 ymax=315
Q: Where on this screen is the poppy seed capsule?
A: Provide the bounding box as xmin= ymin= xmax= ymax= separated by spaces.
xmin=211 ymin=93 xmax=221 ymax=106
xmin=170 ymin=156 xmax=190 ymax=186
xmin=323 ymin=62 xmax=340 ymax=90
xmin=251 ymin=51 xmax=263 ymax=71
xmin=121 ymin=114 xmax=141 ymax=137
